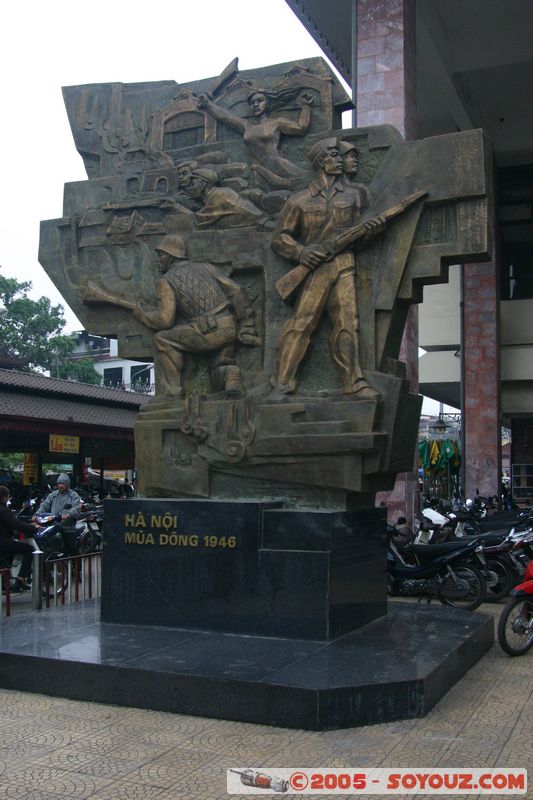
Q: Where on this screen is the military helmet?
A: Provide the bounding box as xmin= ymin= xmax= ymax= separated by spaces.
xmin=155 ymin=235 xmax=187 ymax=259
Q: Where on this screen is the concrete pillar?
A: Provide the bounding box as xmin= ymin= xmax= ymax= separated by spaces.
xmin=357 ymin=0 xmax=419 ymax=521
xmin=463 ymin=258 xmax=501 ymax=499
xmin=356 ymin=0 xmax=417 ymax=139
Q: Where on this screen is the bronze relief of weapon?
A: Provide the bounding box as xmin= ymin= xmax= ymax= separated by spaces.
xmin=83 ymin=281 xmax=137 ymax=310
xmin=275 ymin=190 xmax=427 ymax=302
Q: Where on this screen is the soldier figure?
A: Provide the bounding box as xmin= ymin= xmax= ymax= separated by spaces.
xmin=184 ymin=168 xmax=271 ymax=229
xmin=131 ymin=235 xmax=259 ymax=396
xmin=271 ymin=138 xmax=384 ymax=397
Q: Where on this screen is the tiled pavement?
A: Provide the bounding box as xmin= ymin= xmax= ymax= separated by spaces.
xmin=0 ymin=602 xmax=530 ymax=800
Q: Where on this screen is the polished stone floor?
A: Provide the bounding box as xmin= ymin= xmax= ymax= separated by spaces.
xmin=0 ymin=600 xmax=530 ymax=798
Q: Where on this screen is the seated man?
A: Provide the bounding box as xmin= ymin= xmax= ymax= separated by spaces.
xmin=34 ymin=473 xmax=82 ymax=558
xmin=0 ymin=485 xmax=40 ymax=590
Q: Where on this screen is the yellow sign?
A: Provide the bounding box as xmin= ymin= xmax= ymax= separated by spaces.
xmin=49 ymin=434 xmax=80 ymax=454
xmin=23 ymin=453 xmax=38 ymax=486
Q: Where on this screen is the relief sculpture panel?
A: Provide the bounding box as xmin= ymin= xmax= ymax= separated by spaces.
xmin=39 ymin=57 xmax=491 ymax=505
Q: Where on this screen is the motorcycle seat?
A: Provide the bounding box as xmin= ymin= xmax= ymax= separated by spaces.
xmin=409 ymin=542 xmax=477 ymax=556
xmin=476 ymin=531 xmax=509 ymax=544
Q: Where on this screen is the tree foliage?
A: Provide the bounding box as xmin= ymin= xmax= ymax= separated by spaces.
xmin=0 ymin=453 xmax=24 ymax=474
xmin=58 ymin=357 xmax=103 ymax=385
xmin=0 ymin=269 xmax=101 ymax=384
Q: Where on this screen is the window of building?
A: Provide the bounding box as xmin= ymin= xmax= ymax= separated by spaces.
xmin=499 ymin=164 xmax=533 ymax=300
xmin=501 ymin=242 xmax=533 ymax=300
xmin=130 ymin=364 xmax=151 ymax=391
xmin=103 ymin=367 xmax=123 ymax=388
xmin=163 ymin=111 xmax=205 ymax=150
xmin=155 ymin=177 xmax=168 ymax=194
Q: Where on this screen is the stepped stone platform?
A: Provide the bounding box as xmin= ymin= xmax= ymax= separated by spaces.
xmin=0 ymin=600 xmax=493 ymax=731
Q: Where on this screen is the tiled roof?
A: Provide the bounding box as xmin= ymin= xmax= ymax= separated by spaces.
xmin=0 ymin=390 xmax=140 ymax=431
xmin=0 ymin=369 xmax=151 ymax=408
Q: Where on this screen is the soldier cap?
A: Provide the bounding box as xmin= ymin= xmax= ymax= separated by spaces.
xmin=155 ymin=235 xmax=187 ymax=259
xmin=176 ymin=159 xmax=197 ymax=172
xmin=338 ymin=140 xmax=359 ymax=156
xmin=307 ymin=137 xmax=339 ymax=164
xmin=189 ymin=167 xmax=218 ymax=185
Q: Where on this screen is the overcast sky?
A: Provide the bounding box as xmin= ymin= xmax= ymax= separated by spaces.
xmin=0 ymin=0 xmax=443 ymax=412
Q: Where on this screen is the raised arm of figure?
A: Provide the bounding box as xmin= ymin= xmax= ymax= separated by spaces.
xmin=197 ymin=94 xmax=246 ymax=135
xmin=277 ymin=93 xmax=314 ymax=136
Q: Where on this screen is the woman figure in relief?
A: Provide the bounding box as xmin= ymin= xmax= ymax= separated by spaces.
xmin=197 ymin=88 xmax=314 ymax=190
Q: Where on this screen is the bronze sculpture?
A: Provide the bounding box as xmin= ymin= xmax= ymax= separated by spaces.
xmin=184 ymin=168 xmax=271 ymax=229
xmin=271 ymin=137 xmax=385 ymax=398
xmin=86 ymin=234 xmax=259 ymax=396
xmin=40 ymin=57 xmax=490 ymax=503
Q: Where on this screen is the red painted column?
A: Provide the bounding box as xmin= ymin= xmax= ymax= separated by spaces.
xmin=463 ymin=258 xmax=501 ymax=499
xmin=357 ymin=0 xmax=419 ymax=522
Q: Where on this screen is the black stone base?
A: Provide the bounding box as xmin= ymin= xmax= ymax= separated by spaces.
xmin=0 ymin=600 xmax=493 ymax=731
xmin=101 ymin=500 xmax=387 ymax=640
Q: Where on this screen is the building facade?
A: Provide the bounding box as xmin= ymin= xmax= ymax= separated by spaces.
xmin=70 ymin=332 xmax=155 ymax=393
xmin=286 ymin=0 xmax=533 ymax=507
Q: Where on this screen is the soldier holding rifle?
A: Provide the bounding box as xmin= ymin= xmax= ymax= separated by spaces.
xmin=271 ymin=137 xmax=385 ymax=397
xmin=271 ymin=137 xmax=424 ymax=397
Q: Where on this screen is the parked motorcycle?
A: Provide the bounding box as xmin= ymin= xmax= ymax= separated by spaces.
xmin=497 ymin=559 xmax=533 ymax=656
xmin=36 ymin=509 xmax=102 ymax=554
xmin=482 ymin=528 xmax=533 ymax=601
xmin=31 ymin=511 xmax=103 ymax=596
xmin=388 ymin=533 xmax=486 ymax=610
xmin=416 ymin=506 xmax=533 ymax=602
xmin=447 ymin=506 xmax=482 ymax=537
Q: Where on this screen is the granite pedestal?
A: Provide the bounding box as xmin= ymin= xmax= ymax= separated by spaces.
xmin=0 ymin=600 xmax=493 ymax=731
xmin=101 ymin=500 xmax=387 ymax=639
xmin=0 ymin=500 xmax=494 ymax=730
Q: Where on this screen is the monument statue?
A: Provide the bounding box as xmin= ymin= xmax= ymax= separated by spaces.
xmin=37 ymin=55 xmax=492 ymax=670
xmin=40 ymin=57 xmax=490 ymax=506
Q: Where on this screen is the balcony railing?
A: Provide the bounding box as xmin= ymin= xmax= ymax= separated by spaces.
xmin=103 ymin=381 xmax=155 ymax=394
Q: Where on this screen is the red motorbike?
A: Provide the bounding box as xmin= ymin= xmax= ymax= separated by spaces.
xmin=497 ymin=559 xmax=533 ymax=656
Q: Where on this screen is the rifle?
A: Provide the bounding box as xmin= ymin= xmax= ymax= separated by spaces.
xmin=84 ymin=281 xmax=137 ymax=311
xmin=275 ymin=189 xmax=427 ymax=302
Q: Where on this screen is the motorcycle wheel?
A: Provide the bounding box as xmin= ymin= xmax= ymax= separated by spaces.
xmin=497 ymin=597 xmax=533 ymax=656
xmin=439 ymin=563 xmax=486 ymax=611
xmin=485 ymin=558 xmax=514 ymax=602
